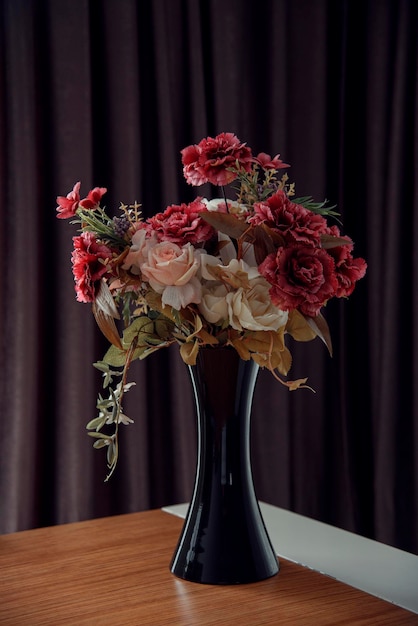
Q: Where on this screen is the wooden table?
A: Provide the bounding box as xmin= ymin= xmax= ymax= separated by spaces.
xmin=1 ymin=509 xmax=417 ymax=625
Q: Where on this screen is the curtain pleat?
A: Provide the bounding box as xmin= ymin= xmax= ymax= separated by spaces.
xmin=0 ymin=0 xmax=416 ymax=555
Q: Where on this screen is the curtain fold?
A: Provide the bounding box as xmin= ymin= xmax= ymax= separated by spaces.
xmin=0 ymin=0 xmax=417 ymax=555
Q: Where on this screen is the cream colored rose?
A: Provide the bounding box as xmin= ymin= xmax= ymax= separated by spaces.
xmin=199 ymin=253 xmax=259 ymax=282
xmin=226 ymin=277 xmax=288 ymax=332
xmin=198 ymin=282 xmax=229 ymax=324
xmin=197 ymin=254 xmax=287 ymax=330
xmin=141 ymin=241 xmax=202 ymax=309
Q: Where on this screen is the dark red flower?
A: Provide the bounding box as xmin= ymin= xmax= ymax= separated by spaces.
xmin=325 ymin=226 xmax=367 ymax=297
xmin=146 ymin=198 xmax=216 ymax=245
xmin=259 ymin=244 xmax=338 ymax=317
xmin=250 ymin=190 xmax=328 ymax=246
xmin=181 ymin=132 xmax=253 ymax=186
xmin=56 ymin=181 xmax=81 ymax=219
xmin=71 ymin=232 xmax=113 ymax=302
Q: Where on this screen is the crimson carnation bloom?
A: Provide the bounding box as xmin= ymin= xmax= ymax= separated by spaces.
xmin=71 ymin=232 xmax=113 ymax=302
xmin=146 ymin=198 xmax=216 ymax=245
xmin=79 ymin=186 xmax=107 ymax=209
xmin=253 ymin=152 xmax=289 ymax=170
xmin=250 ymin=190 xmax=328 ymax=246
xmin=56 ymin=181 xmax=81 ymax=219
xmin=259 ymin=244 xmax=338 ymax=317
xmin=181 ymin=132 xmax=253 ymax=187
xmin=324 ymin=227 xmax=367 ymax=298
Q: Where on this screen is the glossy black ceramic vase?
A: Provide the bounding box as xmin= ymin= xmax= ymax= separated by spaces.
xmin=170 ymin=347 xmax=279 ymax=584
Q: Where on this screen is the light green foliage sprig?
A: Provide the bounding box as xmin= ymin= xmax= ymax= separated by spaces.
xmin=86 ymin=340 xmax=137 ymax=481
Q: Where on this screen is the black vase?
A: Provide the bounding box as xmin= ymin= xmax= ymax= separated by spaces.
xmin=170 ymin=347 xmax=279 ymax=584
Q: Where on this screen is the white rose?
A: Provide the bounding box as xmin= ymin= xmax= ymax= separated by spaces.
xmin=202 ymin=198 xmax=247 ymax=215
xmin=199 ymin=253 xmax=259 ymax=282
xmin=226 ymin=277 xmax=288 ymax=332
xmin=198 ymin=282 xmax=229 ymax=324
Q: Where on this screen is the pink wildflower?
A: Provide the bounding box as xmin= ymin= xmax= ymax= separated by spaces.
xmin=56 ymin=181 xmax=81 ymax=219
xmin=79 ymin=186 xmax=107 ymax=209
xmin=254 ymin=152 xmax=289 ymax=170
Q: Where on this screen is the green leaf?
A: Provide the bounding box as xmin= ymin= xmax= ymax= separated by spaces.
xmin=86 ymin=416 xmax=107 ymax=431
xmin=88 ymin=431 xmax=111 ymax=440
xmin=93 ymin=361 xmax=110 ymax=373
xmin=293 ymin=196 xmax=339 ymax=218
xmin=103 ymin=345 xmax=128 ymax=367
xmin=154 ymin=316 xmax=174 ymax=339
xmin=123 ymin=316 xmax=155 ymax=345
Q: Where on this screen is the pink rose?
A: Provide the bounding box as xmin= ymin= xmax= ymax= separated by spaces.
xmin=56 ymin=181 xmax=81 ymax=219
xmin=181 ymin=132 xmax=253 ymax=186
xmin=122 ymin=226 xmax=156 ymax=275
xmin=259 ymin=244 xmax=338 ymax=317
xmin=79 ymin=186 xmax=107 ymax=209
xmin=250 ymin=190 xmax=328 ymax=246
xmin=146 ymin=198 xmax=215 ymax=245
xmin=71 ymin=232 xmax=113 ymax=302
xmin=141 ymin=242 xmax=202 ymax=309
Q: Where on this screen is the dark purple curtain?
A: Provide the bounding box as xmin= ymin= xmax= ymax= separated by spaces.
xmin=1 ymin=0 xmax=417 ymax=555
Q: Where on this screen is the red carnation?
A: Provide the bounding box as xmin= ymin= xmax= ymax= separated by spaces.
xmin=250 ymin=190 xmax=328 ymax=246
xmin=146 ymin=198 xmax=216 ymax=245
xmin=181 ymin=132 xmax=253 ymax=187
xmin=325 ymin=227 xmax=367 ymax=297
xmin=259 ymin=244 xmax=338 ymax=317
xmin=71 ymin=232 xmax=113 ymax=302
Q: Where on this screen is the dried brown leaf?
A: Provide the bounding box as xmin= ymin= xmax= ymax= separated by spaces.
xmin=285 ymin=310 xmax=317 ymax=342
xmin=92 ymin=303 xmax=123 ymax=349
xmin=200 ymin=211 xmax=249 ymax=239
xmin=305 ymin=312 xmax=333 ymax=356
xmin=249 ymin=226 xmax=276 ymax=265
xmin=180 ymin=341 xmax=200 ymax=365
xmin=320 ymin=234 xmax=352 ymax=249
xmin=229 ymin=337 xmax=251 ymax=361
xmin=195 ymin=329 xmax=219 ymax=345
xmin=95 ymin=279 xmax=120 ymax=319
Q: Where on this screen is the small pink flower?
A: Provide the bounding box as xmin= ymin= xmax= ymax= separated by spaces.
xmin=71 ymin=232 xmax=113 ymax=302
xmin=146 ymin=198 xmax=215 ymax=245
xmin=181 ymin=132 xmax=253 ymax=187
xmin=56 ymin=181 xmax=81 ymax=219
xmin=79 ymin=186 xmax=107 ymax=209
xmin=253 ymin=152 xmax=289 ymax=170
xmin=259 ymin=244 xmax=338 ymax=317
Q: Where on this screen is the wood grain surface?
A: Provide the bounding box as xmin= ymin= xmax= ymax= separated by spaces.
xmin=1 ymin=509 xmax=417 ymax=625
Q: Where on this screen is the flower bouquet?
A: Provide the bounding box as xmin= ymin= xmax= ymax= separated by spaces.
xmin=57 ymin=132 xmax=366 ymax=480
